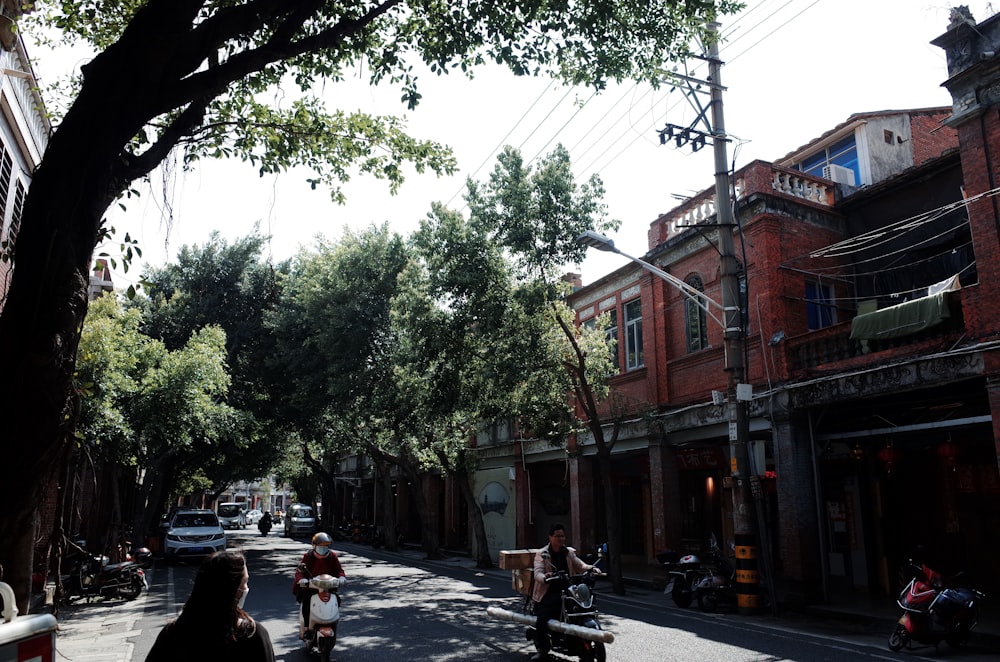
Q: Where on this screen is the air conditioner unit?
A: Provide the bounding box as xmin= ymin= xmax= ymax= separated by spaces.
xmin=822 ymin=163 xmax=856 ymax=186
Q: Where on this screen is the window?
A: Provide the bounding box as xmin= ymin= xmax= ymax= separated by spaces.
xmin=806 ymin=281 xmax=837 ymax=330
xmin=624 ymin=299 xmax=643 ymax=370
xmin=476 ymin=419 xmax=511 ymax=446
xmin=798 ymin=134 xmax=860 ymax=185
xmin=604 ymin=309 xmax=618 ymax=368
xmin=685 ymin=275 xmax=708 ymax=352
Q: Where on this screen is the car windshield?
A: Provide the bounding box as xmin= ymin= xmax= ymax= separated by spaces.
xmin=218 ymin=505 xmax=241 ymax=516
xmin=293 ymin=508 xmax=313 ymax=518
xmin=174 ymin=513 xmax=219 ymax=528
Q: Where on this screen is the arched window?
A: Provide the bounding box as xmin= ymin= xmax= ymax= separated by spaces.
xmin=685 ymin=275 xmax=708 ymax=352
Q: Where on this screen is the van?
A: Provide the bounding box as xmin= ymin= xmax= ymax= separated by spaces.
xmin=217 ymin=502 xmax=247 ymax=529
xmin=283 ymin=503 xmax=317 ymax=538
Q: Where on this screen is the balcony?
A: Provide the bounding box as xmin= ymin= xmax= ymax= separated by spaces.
xmin=649 ymin=161 xmax=835 ymax=245
xmin=785 ymin=294 xmax=966 ymax=375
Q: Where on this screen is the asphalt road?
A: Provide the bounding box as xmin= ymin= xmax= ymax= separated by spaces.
xmin=107 ymin=529 xmax=997 ymax=662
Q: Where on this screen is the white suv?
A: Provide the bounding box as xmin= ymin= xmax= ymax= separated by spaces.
xmin=164 ymin=509 xmax=226 ymax=560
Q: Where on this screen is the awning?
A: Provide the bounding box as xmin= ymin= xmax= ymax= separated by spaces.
xmin=849 ymin=291 xmax=952 ymax=340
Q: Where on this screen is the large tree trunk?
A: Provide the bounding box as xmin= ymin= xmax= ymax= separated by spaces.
xmin=375 ymin=460 xmax=399 ymax=552
xmin=0 ymin=5 xmax=178 ymax=606
xmin=596 ymin=451 xmax=625 ymax=595
xmin=455 ymin=467 xmax=493 ymax=568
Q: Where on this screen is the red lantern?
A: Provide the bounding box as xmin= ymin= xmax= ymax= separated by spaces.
xmin=877 ymin=442 xmax=901 ymax=476
xmin=936 ymin=439 xmax=960 ymax=470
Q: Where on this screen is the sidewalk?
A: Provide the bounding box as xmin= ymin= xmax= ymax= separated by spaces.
xmin=50 ymin=593 xmax=147 ymax=662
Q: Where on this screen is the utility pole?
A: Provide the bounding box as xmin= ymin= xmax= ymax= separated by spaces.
xmin=704 ymin=23 xmax=761 ymax=615
xmin=651 ymin=22 xmax=776 ymax=614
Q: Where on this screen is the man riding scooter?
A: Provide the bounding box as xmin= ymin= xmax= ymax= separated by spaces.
xmin=293 ymin=532 xmax=347 ymax=640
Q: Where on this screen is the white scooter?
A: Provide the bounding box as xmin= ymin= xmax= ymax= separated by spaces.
xmin=297 ymin=571 xmax=344 ymax=661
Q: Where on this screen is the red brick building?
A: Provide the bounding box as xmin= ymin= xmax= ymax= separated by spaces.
xmin=474 ymin=9 xmax=1000 ymax=606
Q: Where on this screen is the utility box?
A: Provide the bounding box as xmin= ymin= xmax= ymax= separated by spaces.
xmin=498 ymin=549 xmax=537 ymax=570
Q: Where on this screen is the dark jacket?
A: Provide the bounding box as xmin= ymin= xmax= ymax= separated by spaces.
xmin=145 ymin=618 xmax=274 ymax=662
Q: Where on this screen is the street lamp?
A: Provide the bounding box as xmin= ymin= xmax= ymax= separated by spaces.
xmin=576 ymin=230 xmax=725 ymax=330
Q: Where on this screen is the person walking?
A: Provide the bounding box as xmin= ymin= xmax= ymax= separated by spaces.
xmin=145 ymin=550 xmax=274 ymax=661
xmin=530 ymin=523 xmax=598 ymax=661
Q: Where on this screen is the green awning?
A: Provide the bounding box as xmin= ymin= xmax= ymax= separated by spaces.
xmin=849 ymin=291 xmax=951 ymax=340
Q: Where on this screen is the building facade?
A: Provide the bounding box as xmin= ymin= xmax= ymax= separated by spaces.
xmin=472 ymin=10 xmax=1000 ymax=606
xmin=0 ymin=0 xmax=50 ymax=311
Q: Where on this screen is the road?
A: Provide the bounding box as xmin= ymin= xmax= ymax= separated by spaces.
xmin=92 ymin=529 xmax=996 ymax=661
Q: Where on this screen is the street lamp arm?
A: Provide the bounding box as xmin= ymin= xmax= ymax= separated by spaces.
xmin=577 ymin=231 xmax=726 ymax=329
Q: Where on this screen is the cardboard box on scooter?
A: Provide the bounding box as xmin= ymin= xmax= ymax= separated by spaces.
xmin=499 ymin=549 xmax=538 ymax=570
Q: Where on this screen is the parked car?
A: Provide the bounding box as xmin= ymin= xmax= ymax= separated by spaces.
xmin=217 ymin=502 xmax=247 ymax=529
xmin=283 ymin=503 xmax=317 ymax=538
xmin=245 ymin=509 xmax=263 ymax=525
xmin=164 ymin=509 xmax=226 ymax=561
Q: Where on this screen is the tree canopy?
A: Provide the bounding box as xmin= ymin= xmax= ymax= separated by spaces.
xmin=0 ymin=0 xmax=740 ymax=609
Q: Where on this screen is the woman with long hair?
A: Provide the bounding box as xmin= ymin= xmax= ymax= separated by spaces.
xmin=145 ymin=550 xmax=274 ymax=661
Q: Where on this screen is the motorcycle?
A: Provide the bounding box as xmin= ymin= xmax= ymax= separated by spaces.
xmin=119 ymin=537 xmax=153 ymax=569
xmin=258 ymin=517 xmax=272 ymax=536
xmin=659 ymin=549 xmax=711 ymax=609
xmin=888 ymin=560 xmax=985 ymax=651
xmin=296 ymin=565 xmax=345 ymax=661
xmin=61 ymin=539 xmax=147 ymax=603
xmin=693 ymin=536 xmax=737 ymax=613
xmin=487 ymin=568 xmax=613 ymax=662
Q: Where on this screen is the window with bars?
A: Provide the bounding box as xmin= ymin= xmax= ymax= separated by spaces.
xmin=685 ymin=275 xmax=708 ymax=352
xmin=0 ymin=144 xmax=11 ymax=235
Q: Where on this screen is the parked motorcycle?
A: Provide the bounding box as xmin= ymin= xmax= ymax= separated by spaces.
xmin=659 ymin=549 xmax=710 ymax=608
xmin=61 ymin=539 xmax=147 ymax=603
xmin=296 ymin=565 xmax=345 ymax=661
xmin=693 ymin=536 xmax=737 ymax=613
xmin=487 ymin=568 xmax=614 ymax=662
xmin=888 ymin=560 xmax=985 ymax=652
xmin=119 ymin=537 xmax=153 ymax=569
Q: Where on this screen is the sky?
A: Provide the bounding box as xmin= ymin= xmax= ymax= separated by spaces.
xmin=22 ymin=1 xmax=1000 ymax=289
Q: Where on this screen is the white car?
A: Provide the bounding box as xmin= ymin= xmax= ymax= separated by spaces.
xmin=164 ymin=509 xmax=226 ymax=561
xmin=245 ymin=509 xmax=263 ymax=525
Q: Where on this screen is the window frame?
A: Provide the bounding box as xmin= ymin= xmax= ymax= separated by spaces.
xmin=684 ymin=275 xmax=709 ymax=352
xmin=806 ymin=280 xmax=837 ymax=330
xmin=623 ymin=298 xmax=643 ymax=370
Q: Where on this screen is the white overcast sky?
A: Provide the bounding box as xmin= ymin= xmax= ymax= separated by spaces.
xmin=23 ymin=1 xmax=998 ymax=288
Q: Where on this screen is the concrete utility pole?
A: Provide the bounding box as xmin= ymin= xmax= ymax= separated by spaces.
xmin=705 ymin=23 xmax=760 ymax=615
xmin=585 ymin=21 xmax=776 ymax=615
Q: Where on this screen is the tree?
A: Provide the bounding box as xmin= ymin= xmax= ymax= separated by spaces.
xmin=268 ymin=225 xmax=411 ymax=536
xmin=137 ymin=231 xmax=284 ymax=496
xmin=71 ymin=295 xmax=238 ymax=557
xmin=0 ymin=0 xmax=738 ymax=609
xmin=464 ymin=144 xmax=635 ymax=594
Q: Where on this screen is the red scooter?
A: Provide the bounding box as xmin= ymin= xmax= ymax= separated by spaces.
xmin=888 ymin=560 xmax=985 ymax=652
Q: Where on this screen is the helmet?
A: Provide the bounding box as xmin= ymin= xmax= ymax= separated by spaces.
xmin=311 ymin=532 xmax=333 ymax=557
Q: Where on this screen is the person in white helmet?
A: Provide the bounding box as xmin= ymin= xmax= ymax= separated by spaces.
xmin=292 ymin=532 xmax=346 ymax=636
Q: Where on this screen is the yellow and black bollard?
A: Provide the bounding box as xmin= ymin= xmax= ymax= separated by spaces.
xmin=734 ymin=533 xmax=760 ymax=614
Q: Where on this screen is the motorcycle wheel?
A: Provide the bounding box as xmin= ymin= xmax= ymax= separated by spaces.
xmin=697 ymin=590 xmax=720 ymax=613
xmin=317 ymin=634 xmax=335 ymax=662
xmin=579 ymin=640 xmax=606 ymax=662
xmin=119 ymin=575 xmax=144 ymax=601
xmin=888 ymin=624 xmax=909 ymax=651
xmin=671 ymin=581 xmax=693 ymax=608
